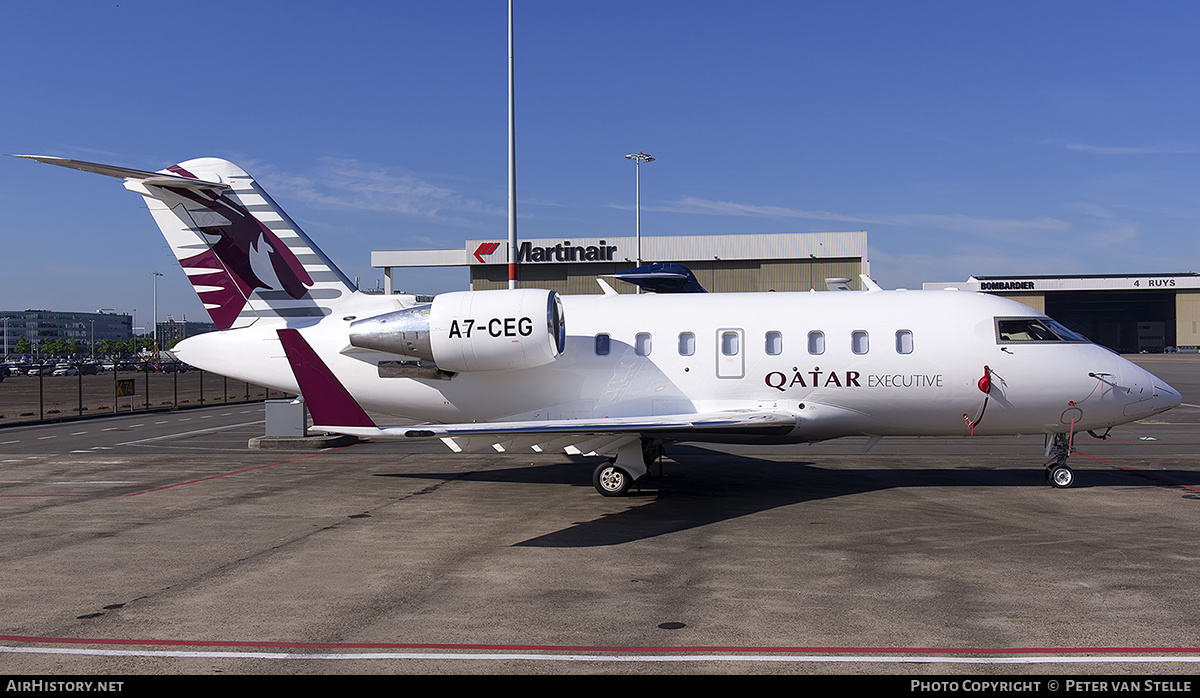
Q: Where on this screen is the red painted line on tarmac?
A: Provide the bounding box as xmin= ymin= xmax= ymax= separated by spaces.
xmin=1 ymin=634 xmax=1198 ymax=655
xmin=118 ymin=442 xmax=365 ymax=496
xmin=1076 ymin=451 xmax=1200 ymax=493
xmin=1115 ymin=467 xmax=1200 ymax=493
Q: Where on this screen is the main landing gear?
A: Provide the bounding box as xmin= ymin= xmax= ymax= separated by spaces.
xmin=1043 ymin=432 xmax=1075 ymax=488
xmin=592 ymin=438 xmax=664 ymax=497
xmin=593 ymin=462 xmax=633 ymax=497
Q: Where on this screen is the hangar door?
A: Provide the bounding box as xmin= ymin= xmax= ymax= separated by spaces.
xmin=1045 ymin=291 xmax=1175 ymax=353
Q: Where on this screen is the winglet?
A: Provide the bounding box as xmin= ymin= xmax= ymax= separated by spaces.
xmin=276 ymin=329 xmax=376 ymax=429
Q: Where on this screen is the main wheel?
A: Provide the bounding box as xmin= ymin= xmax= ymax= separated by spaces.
xmin=593 ymin=462 xmax=632 ymax=497
xmin=1048 ymin=464 xmax=1074 ymax=489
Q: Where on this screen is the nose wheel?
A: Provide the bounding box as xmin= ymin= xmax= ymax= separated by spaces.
xmin=1043 ymin=432 xmax=1076 ymax=488
xmin=1046 ymin=463 xmax=1074 ymax=488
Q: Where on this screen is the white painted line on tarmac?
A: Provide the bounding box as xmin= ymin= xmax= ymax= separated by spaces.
xmin=117 ymin=421 xmax=264 ymax=447
xmin=1 ymin=645 xmax=1199 ymax=666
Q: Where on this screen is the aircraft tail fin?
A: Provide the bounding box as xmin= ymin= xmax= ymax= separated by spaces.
xmin=15 ymin=155 xmax=357 ymax=330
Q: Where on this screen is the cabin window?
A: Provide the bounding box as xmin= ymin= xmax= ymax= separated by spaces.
xmin=851 ymin=330 xmax=869 ymax=355
xmin=807 ymin=330 xmax=825 ymax=355
xmin=635 ymin=332 xmax=653 ymax=356
xmin=678 ymin=332 xmax=696 ymax=356
xmin=765 ymin=331 xmax=783 ymax=356
xmin=721 ymin=331 xmax=740 ymax=356
xmin=895 ymin=330 xmax=914 ymax=354
xmin=594 ymin=333 xmax=610 ymax=356
xmin=995 ymin=317 xmax=1089 ymax=344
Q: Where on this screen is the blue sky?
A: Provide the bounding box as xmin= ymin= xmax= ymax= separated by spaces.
xmin=3 ymin=1 xmax=1200 ymax=326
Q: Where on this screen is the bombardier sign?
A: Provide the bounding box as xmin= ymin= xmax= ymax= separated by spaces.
xmin=972 ymin=276 xmax=1200 ymax=292
xmin=926 ymin=274 xmax=1200 ymax=292
xmin=468 ymin=239 xmax=624 ymax=264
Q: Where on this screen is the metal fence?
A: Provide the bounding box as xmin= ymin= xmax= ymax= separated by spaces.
xmin=0 ymin=368 xmax=291 ymax=426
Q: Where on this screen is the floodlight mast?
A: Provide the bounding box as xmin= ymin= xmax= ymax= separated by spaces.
xmin=624 ymin=152 xmax=655 ymax=269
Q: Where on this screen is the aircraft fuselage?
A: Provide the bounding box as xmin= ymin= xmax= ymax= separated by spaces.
xmin=172 ymin=287 xmax=1178 ymax=444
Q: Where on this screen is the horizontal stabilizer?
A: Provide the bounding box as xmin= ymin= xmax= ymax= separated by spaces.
xmin=611 ymin=263 xmax=707 ymax=293
xmin=12 ymin=155 xmax=230 ymax=194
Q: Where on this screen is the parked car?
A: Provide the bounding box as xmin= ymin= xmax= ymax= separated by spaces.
xmin=52 ymin=363 xmax=78 ymax=376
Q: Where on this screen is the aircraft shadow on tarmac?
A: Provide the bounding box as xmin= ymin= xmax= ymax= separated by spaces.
xmin=372 ymin=445 xmax=1197 ymax=547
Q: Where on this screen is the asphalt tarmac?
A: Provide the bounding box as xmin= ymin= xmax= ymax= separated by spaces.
xmin=0 ymin=356 xmax=1197 ymax=675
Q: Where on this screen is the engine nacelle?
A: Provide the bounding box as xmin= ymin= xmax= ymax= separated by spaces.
xmin=349 ymin=289 xmax=566 ymax=372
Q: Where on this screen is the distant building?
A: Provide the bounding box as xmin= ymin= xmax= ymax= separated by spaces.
xmin=156 ymin=319 xmax=216 ymax=346
xmin=924 ymin=273 xmax=1200 ymax=353
xmin=372 ymin=232 xmax=870 ymax=295
xmin=0 ymin=310 xmax=132 ymax=356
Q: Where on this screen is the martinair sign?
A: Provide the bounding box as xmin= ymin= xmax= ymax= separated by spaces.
xmin=467 ymin=238 xmax=625 ymax=265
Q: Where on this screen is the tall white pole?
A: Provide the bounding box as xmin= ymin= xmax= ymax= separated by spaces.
xmin=151 ymin=271 xmax=162 ymax=356
xmin=507 ymin=0 xmax=518 ymax=289
xmin=624 ymin=152 xmax=655 ymax=272
xmin=635 ymin=162 xmax=642 ymax=266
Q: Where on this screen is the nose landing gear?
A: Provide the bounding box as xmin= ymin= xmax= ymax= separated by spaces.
xmin=1044 ymin=432 xmax=1075 ymax=488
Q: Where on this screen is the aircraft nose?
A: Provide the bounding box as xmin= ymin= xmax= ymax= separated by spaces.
xmin=1126 ymin=364 xmax=1182 ymax=418
xmin=1152 ymin=378 xmax=1183 ymax=412
xmin=1102 ymin=357 xmax=1182 ymax=422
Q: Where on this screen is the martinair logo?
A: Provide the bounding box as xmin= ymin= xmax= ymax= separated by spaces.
xmin=473 ymin=242 xmax=502 ymax=262
xmin=471 ymin=240 xmax=620 ymax=263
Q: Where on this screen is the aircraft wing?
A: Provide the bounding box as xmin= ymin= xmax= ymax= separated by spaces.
xmin=319 ymin=410 xmax=798 ymax=455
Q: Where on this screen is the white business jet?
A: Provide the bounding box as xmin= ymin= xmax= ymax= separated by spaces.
xmin=17 ymin=155 xmax=1183 ymax=496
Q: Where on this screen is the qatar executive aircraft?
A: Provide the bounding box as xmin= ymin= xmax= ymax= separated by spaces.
xmin=19 ymin=155 xmax=1183 ymax=496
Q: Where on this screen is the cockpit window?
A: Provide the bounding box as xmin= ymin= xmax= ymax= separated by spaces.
xmin=995 ymin=317 xmax=1089 ymax=344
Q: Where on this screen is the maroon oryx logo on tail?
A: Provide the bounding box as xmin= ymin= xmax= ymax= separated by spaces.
xmin=168 ymin=165 xmax=314 ymax=329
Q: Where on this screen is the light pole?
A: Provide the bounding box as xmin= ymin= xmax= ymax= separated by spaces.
xmin=507 ymin=0 xmax=518 ymax=289
xmin=151 ymin=272 xmax=162 ymax=357
xmin=624 ymin=152 xmax=655 ymax=268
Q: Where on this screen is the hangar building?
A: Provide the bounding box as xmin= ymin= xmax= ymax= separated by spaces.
xmin=372 ymin=231 xmax=870 ymax=296
xmin=373 ymin=232 xmax=1195 ymax=353
xmin=924 ymin=274 xmax=1200 ymax=353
